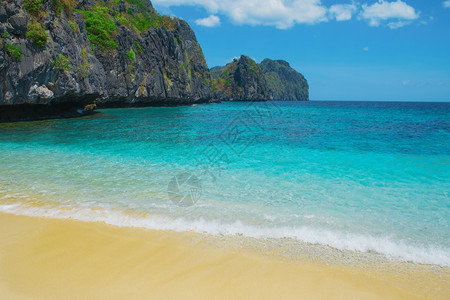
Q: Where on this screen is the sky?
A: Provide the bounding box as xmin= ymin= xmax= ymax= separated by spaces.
xmin=151 ymin=0 xmax=450 ymax=101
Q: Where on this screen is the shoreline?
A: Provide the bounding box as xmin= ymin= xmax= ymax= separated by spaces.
xmin=0 ymin=197 xmax=447 ymax=267
xmin=0 ymin=212 xmax=448 ymax=299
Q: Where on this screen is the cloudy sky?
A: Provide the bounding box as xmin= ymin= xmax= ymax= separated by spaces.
xmin=152 ymin=0 xmax=450 ymax=101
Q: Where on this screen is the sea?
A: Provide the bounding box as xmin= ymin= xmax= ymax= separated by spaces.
xmin=0 ymin=101 xmax=449 ymax=266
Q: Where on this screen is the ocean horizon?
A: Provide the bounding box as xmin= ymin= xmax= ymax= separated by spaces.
xmin=1 ymin=100 xmax=449 ymax=267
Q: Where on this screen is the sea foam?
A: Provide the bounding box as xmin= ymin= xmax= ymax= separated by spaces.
xmin=1 ymin=202 xmax=448 ymax=267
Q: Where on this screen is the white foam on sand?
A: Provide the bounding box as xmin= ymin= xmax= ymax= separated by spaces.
xmin=1 ymin=202 xmax=449 ymax=267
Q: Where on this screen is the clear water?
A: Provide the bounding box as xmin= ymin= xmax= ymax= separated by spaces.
xmin=0 ymin=101 xmax=449 ymax=266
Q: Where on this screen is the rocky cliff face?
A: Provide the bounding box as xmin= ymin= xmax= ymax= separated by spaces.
xmin=211 ymin=56 xmax=308 ymax=101
xmin=211 ymin=55 xmax=269 ymax=101
xmin=0 ymin=0 xmax=211 ymax=121
xmin=260 ymin=59 xmax=308 ymax=101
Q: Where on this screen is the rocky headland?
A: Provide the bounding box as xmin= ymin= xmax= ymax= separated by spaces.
xmin=0 ymin=0 xmax=211 ymax=121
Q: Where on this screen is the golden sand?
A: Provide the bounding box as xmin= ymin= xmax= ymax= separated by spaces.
xmin=0 ymin=212 xmax=448 ymax=299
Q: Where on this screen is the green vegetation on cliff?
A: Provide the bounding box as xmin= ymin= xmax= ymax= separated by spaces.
xmin=77 ymin=5 xmax=118 ymax=51
xmin=52 ymin=53 xmax=72 ymax=71
xmin=26 ymin=22 xmax=48 ymax=47
xmin=76 ymin=48 xmax=91 ymax=78
xmin=111 ymin=1 xmax=176 ymax=32
xmin=126 ymin=48 xmax=136 ymax=61
xmin=6 ymin=43 xmax=22 ymax=60
xmin=24 ymin=0 xmax=49 ymax=47
xmin=18 ymin=0 xmax=174 ymax=51
xmin=73 ymin=0 xmax=178 ymax=51
xmin=51 ymin=0 xmax=76 ymax=16
xmin=24 ymin=0 xmax=45 ymax=15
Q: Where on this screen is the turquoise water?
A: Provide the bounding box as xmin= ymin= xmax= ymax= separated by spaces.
xmin=0 ymin=101 xmax=449 ymax=266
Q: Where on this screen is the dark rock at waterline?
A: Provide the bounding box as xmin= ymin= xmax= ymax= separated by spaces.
xmin=0 ymin=102 xmax=99 ymax=123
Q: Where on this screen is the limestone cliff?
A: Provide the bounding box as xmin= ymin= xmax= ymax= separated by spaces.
xmin=211 ymin=55 xmax=269 ymax=101
xmin=260 ymin=59 xmax=308 ymax=101
xmin=0 ymin=0 xmax=211 ymax=121
xmin=211 ymin=56 xmax=309 ymax=101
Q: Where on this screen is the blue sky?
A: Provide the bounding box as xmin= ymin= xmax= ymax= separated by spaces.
xmin=152 ymin=1 xmax=450 ymax=101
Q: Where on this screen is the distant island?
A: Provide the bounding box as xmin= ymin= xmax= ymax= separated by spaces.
xmin=0 ymin=0 xmax=308 ymax=122
xmin=211 ymin=56 xmax=308 ymax=102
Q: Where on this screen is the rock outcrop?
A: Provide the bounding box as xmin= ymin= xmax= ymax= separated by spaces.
xmin=0 ymin=0 xmax=212 ymax=121
xmin=260 ymin=59 xmax=308 ymax=101
xmin=211 ymin=56 xmax=309 ymax=101
xmin=211 ymin=55 xmax=269 ymax=101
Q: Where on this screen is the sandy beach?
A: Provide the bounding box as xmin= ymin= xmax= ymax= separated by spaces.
xmin=0 ymin=212 xmax=447 ymax=299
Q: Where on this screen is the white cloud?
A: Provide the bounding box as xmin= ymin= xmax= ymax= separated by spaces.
xmin=360 ymin=0 xmax=419 ymax=28
xmin=153 ymin=0 xmax=420 ymax=29
xmin=329 ymin=4 xmax=358 ymax=21
xmin=363 ymin=46 xmax=369 ymax=51
xmin=444 ymin=1 xmax=450 ymax=8
xmin=387 ymin=20 xmax=411 ymax=29
xmin=195 ymin=15 xmax=221 ymax=27
xmin=153 ymin=0 xmax=328 ymax=29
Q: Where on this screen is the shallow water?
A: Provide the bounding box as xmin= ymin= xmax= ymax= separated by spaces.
xmin=0 ymin=101 xmax=449 ymax=266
